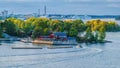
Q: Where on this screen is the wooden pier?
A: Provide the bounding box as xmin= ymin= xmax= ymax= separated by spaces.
xmin=11 ymin=46 xmax=43 ymax=49
xmin=47 ymin=46 xmax=73 ymax=49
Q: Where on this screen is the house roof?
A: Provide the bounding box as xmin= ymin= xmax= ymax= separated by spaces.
xmin=67 ymin=37 xmax=76 ymax=40
xmin=54 ymin=32 xmax=67 ymax=37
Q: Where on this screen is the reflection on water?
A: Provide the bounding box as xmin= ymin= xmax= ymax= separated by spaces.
xmin=0 ymin=32 xmax=120 ymax=68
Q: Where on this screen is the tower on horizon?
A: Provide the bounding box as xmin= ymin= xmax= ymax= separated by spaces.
xmin=44 ymin=5 xmax=46 ymax=16
xmin=38 ymin=9 xmax=40 ymax=16
xmin=1 ymin=10 xmax=8 ymax=19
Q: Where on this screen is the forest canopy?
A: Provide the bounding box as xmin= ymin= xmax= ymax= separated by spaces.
xmin=0 ymin=17 xmax=119 ymax=43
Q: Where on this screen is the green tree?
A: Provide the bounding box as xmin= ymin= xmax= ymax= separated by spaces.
xmin=72 ymin=19 xmax=85 ymax=32
xmin=85 ymin=19 xmax=106 ymax=42
xmin=0 ymin=23 xmax=2 ymax=37
xmin=32 ymin=26 xmax=43 ymax=39
xmin=4 ymin=20 xmax=17 ymax=36
xmin=85 ymin=27 xmax=94 ymax=42
xmin=98 ymin=26 xmax=106 ymax=42
xmin=68 ymin=27 xmax=78 ymax=37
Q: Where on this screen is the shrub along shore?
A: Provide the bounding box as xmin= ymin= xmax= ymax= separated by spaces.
xmin=0 ymin=17 xmax=119 ymax=43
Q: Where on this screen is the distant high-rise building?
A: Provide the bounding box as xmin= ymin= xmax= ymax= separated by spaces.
xmin=44 ymin=6 xmax=46 ymax=16
xmin=38 ymin=9 xmax=40 ymax=17
xmin=1 ymin=10 xmax=8 ymax=19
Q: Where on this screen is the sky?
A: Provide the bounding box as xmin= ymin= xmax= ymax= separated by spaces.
xmin=0 ymin=0 xmax=120 ymax=15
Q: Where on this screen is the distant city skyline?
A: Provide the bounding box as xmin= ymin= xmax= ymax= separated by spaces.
xmin=0 ymin=0 xmax=120 ymax=15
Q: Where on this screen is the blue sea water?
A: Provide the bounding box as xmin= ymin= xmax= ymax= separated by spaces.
xmin=0 ymin=32 xmax=120 ymax=68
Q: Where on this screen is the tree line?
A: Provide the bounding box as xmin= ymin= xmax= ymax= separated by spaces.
xmin=0 ymin=17 xmax=120 ymax=43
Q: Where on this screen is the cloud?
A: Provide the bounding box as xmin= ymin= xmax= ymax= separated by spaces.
xmin=66 ymin=0 xmax=92 ymax=2
xmin=106 ymin=0 xmax=120 ymax=2
xmin=0 ymin=0 xmax=52 ymax=2
xmin=106 ymin=0 xmax=120 ymax=8
xmin=1 ymin=0 xmax=120 ymax=3
xmin=107 ymin=4 xmax=120 ymax=8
